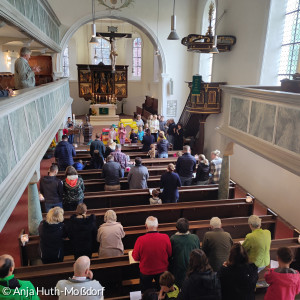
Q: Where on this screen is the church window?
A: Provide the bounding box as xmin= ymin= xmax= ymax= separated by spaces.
xmin=62 ymin=46 xmax=69 ymax=77
xmin=278 ymin=0 xmax=300 ymax=82
xmin=92 ymin=38 xmax=111 ymax=65
xmin=132 ymin=37 xmax=142 ymax=77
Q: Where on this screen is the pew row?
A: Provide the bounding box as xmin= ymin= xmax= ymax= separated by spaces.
xmin=16 ymin=216 xmax=291 ymax=298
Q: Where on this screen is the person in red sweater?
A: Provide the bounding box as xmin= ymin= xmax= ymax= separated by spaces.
xmin=132 ymin=216 xmax=172 ymax=292
xmin=264 ymin=247 xmax=300 ymax=300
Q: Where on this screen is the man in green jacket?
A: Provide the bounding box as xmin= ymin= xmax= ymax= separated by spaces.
xmin=169 ymin=218 xmax=200 ymax=287
xmin=0 ymin=254 xmax=39 ymax=299
xmin=243 ymin=215 xmax=271 ymax=272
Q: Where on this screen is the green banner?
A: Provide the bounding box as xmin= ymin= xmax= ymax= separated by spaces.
xmin=192 ymin=75 xmax=202 ymax=95
xmin=99 ymin=108 xmax=109 ymax=115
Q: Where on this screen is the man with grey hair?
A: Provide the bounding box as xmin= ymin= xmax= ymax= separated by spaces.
xmin=56 ymin=256 xmax=104 ymax=299
xmin=202 ymin=217 xmax=233 ymax=272
xmin=175 ymin=145 xmax=197 ymax=186
xmin=14 ymin=47 xmax=41 ymax=89
xmin=132 ymin=216 xmax=172 ymax=292
xmin=243 ymin=215 xmax=271 ymax=272
xmin=111 ymin=144 xmax=128 ymax=177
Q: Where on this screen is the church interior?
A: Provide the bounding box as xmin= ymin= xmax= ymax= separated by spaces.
xmin=0 ymin=0 xmax=300 ymax=299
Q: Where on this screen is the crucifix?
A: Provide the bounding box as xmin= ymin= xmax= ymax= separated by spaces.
xmin=97 ymin=26 xmax=132 ymax=72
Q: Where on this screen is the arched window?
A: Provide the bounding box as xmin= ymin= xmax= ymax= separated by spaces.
xmin=278 ymin=0 xmax=300 ymax=83
xmin=132 ymin=37 xmax=142 ymax=77
xmin=62 ymin=46 xmax=69 ymax=77
xmin=91 ymin=38 xmax=111 ymax=65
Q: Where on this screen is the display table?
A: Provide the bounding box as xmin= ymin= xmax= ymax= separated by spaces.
xmin=90 ymin=104 xmax=119 ymax=126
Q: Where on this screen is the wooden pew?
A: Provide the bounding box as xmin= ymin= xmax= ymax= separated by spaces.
xmin=15 ymin=216 xmax=284 ymax=298
xmin=74 ymin=185 xmax=236 ymax=209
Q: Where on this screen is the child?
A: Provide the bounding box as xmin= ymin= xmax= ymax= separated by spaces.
xmin=159 ymin=271 xmax=179 ymax=300
xmin=148 ymin=144 xmax=156 ymax=159
xmin=264 ymin=247 xmax=300 ymax=300
xmin=130 ymin=128 xmax=138 ymax=144
xmin=144 ymin=122 xmax=149 ymax=131
xmin=157 ymin=131 xmax=167 ymax=142
xmin=137 ymin=125 xmax=144 ymax=142
xmin=73 ymin=160 xmax=87 ymax=170
xmin=118 ymin=123 xmax=126 ymax=145
xmin=109 ymin=125 xmax=117 ymax=141
xmin=149 ymin=189 xmax=162 ymax=205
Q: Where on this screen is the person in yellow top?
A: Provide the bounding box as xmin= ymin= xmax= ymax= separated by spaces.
xmin=242 ymin=215 xmax=271 ymax=272
xmin=0 ymin=254 xmax=39 ymax=299
xmin=159 ymin=271 xmax=180 ymax=300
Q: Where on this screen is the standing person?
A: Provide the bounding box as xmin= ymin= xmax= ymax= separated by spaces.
xmin=132 ymin=216 xmax=172 ymax=292
xmin=90 ymin=133 xmax=105 ymax=158
xmin=62 ymin=166 xmax=85 ymax=211
xmin=159 ymin=116 xmax=167 ymax=134
xmin=54 ymin=134 xmax=76 ymax=171
xmin=160 ymin=164 xmax=181 ymax=203
xmin=202 ymin=217 xmax=233 ymax=272
xmin=128 ymin=157 xmax=149 ymax=189
xmin=65 ymin=117 xmax=74 ymax=144
xmin=90 ymin=150 xmax=104 ymax=169
xmin=118 ymin=123 xmax=126 ymax=145
xmin=135 ymin=114 xmax=144 ymax=127
xmin=219 ymin=243 xmax=258 ymax=300
xmin=169 ymin=218 xmax=200 ymax=288
xmin=264 ymin=247 xmax=300 ymax=300
xmin=178 ymin=249 xmax=221 ymax=300
xmin=104 ymin=139 xmax=116 ymax=158
xmin=97 ymin=210 xmax=125 ymax=258
xmin=195 ymin=154 xmax=210 ymax=185
xmin=108 ymin=125 xmax=117 ymax=142
xmin=0 ymin=255 xmax=39 ymax=299
xmin=56 ymin=256 xmax=104 ymax=300
xmin=142 ymin=128 xmax=155 ymax=152
xmin=173 ymin=124 xmax=184 ymax=151
xmin=175 ymin=145 xmax=196 ymax=186
xmin=150 ymin=114 xmax=160 ymax=142
xmin=130 ymin=128 xmax=138 ymax=143
xmin=14 ymin=47 xmax=40 ymax=89
xmin=66 ymin=203 xmax=97 ymax=260
xmin=167 ymin=119 xmax=176 ymax=147
xmin=242 ymin=215 xmax=271 ymax=273
xmin=138 ymin=125 xmax=144 ymax=143
xmin=157 ymin=132 xmax=169 ymax=158
xmin=111 ymin=144 xmax=128 ymax=177
xmin=39 ymin=164 xmax=63 ymax=212
xmin=209 ymin=150 xmax=222 ymax=184
xmin=39 ymin=207 xmax=66 ymax=264
xmin=102 ymin=155 xmax=122 ymax=191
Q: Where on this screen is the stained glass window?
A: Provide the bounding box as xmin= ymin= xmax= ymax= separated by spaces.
xmin=132 ymin=37 xmax=142 ymax=77
xmin=62 ymin=46 xmax=69 ymax=77
xmin=278 ymin=0 xmax=300 ymax=83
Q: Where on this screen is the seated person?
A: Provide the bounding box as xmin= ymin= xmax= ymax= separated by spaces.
xmin=264 ymin=247 xmax=300 ymax=300
xmin=90 ymin=150 xmax=104 ymax=169
xmin=159 ymin=271 xmax=180 ymax=300
xmin=73 ymin=160 xmax=87 ymax=170
xmin=56 ymin=256 xmax=104 ymax=300
xmin=0 ymin=254 xmax=39 ymax=299
xmin=149 ymin=189 xmax=162 ymax=205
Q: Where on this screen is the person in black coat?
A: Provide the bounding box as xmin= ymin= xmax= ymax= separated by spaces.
xmin=90 ymin=150 xmax=104 ymax=169
xmin=39 ymin=207 xmax=66 ymax=264
xmin=160 ymin=163 xmax=182 ymax=203
xmin=54 ymin=135 xmax=76 ymax=171
xmin=218 ymin=243 xmax=258 ymax=300
xmin=195 ymin=155 xmax=210 ymax=185
xmin=173 ymin=124 xmax=184 ymax=151
xmin=178 ymin=249 xmax=221 ymax=300
xmin=66 ymin=203 xmax=97 ymax=260
xmin=142 ymin=128 xmax=155 ymax=152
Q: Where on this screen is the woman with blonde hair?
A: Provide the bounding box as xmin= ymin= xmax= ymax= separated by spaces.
xmin=66 ymin=203 xmax=97 ymax=259
xmin=210 ymin=149 xmax=222 ymax=184
xmin=160 ymin=163 xmax=182 ymax=203
xmin=195 ymin=154 xmax=210 ymax=185
xmin=97 ymin=210 xmax=125 ymax=258
xmin=38 ymin=206 xmax=66 ymax=264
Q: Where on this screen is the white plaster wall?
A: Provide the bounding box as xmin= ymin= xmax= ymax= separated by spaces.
xmin=231 ymin=144 xmax=300 ymax=229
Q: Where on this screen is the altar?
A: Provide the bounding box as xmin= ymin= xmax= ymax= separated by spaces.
xmin=90 ymin=104 xmax=119 ymax=126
